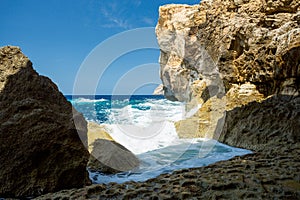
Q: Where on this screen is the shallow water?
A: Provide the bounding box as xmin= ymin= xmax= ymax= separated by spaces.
xmin=67 ymin=95 xmax=251 ymax=184
xmin=89 ymin=139 xmax=251 ymax=184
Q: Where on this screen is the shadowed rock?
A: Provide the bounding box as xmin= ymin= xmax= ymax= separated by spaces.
xmin=218 ymin=94 xmax=300 ymax=151
xmin=87 ymin=122 xmax=114 ymax=153
xmin=88 ymin=139 xmax=139 ymax=174
xmin=0 ymin=46 xmax=90 ymax=198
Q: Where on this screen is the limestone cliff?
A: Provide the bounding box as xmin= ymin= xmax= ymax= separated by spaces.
xmin=156 ymin=0 xmax=300 ymax=141
xmin=153 ymin=84 xmax=164 ymax=95
xmin=0 ymin=46 xmax=90 ymax=198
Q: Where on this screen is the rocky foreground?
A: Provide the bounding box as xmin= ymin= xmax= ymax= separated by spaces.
xmin=0 ymin=46 xmax=141 ymax=198
xmin=1 ymin=0 xmax=299 ymax=199
xmin=36 ymin=145 xmax=300 ymax=199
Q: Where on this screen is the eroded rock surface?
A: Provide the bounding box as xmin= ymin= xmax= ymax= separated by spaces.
xmin=86 ymin=122 xmax=139 ymax=174
xmin=219 ymin=94 xmax=300 ymax=151
xmin=157 ymin=0 xmax=300 ymax=100
xmin=36 ymin=143 xmax=300 ymax=199
xmin=0 ymin=46 xmax=90 ymax=198
xmin=153 ymin=84 xmax=164 ymax=95
xmin=87 ymin=122 xmax=113 ymax=153
xmin=156 ymin=0 xmax=300 ymax=138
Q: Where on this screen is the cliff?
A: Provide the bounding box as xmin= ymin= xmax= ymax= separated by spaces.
xmin=156 ymin=0 xmax=300 ymax=144
xmin=153 ymin=84 xmax=164 ymax=95
xmin=0 ymin=46 xmax=90 ymax=198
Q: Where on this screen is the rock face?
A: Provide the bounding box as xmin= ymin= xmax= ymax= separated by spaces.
xmin=86 ymin=122 xmax=139 ymax=174
xmin=219 ymin=94 xmax=300 ymax=151
xmin=175 ymin=83 xmax=264 ymax=138
xmin=87 ymin=122 xmax=114 ymax=153
xmin=153 ymin=84 xmax=164 ymax=95
xmin=156 ymin=0 xmax=300 ymax=139
xmin=88 ymin=139 xmax=139 ymax=174
xmin=0 ymin=46 xmax=90 ymax=198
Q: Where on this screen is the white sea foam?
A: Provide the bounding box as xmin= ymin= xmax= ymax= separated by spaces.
xmin=104 ymin=121 xmax=181 ymax=154
xmin=101 ymin=98 xmax=186 ymax=154
xmin=108 ymin=98 xmax=184 ymax=125
xmin=89 ymin=139 xmax=252 ymax=184
xmin=71 ymin=97 xmax=108 ymax=104
xmin=70 ymin=96 xmax=252 ymax=184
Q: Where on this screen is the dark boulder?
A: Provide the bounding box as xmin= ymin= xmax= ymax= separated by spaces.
xmin=0 ymin=46 xmax=90 ymax=198
xmin=88 ymin=139 xmax=139 ymax=174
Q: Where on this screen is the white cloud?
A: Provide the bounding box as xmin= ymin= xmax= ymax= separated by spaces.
xmin=100 ymin=6 xmax=132 ymax=29
xmin=98 ymin=0 xmax=152 ymax=30
xmin=142 ymin=17 xmax=155 ymax=26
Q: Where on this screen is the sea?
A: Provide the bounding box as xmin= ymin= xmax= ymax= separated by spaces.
xmin=66 ymin=95 xmax=251 ymax=184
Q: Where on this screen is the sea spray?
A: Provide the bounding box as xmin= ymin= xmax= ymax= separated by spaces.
xmin=67 ymin=95 xmax=252 ymax=184
xmin=89 ymin=139 xmax=251 ymax=184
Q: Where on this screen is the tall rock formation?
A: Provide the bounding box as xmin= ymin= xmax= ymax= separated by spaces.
xmin=0 ymin=46 xmax=90 ymax=198
xmin=156 ymin=0 xmax=300 ymax=142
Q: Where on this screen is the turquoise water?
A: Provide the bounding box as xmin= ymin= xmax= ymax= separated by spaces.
xmin=67 ymin=95 xmax=252 ymax=184
xmin=90 ymin=139 xmax=251 ymax=184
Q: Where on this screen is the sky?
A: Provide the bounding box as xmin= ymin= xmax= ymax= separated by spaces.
xmin=1 ymin=0 xmax=200 ymax=95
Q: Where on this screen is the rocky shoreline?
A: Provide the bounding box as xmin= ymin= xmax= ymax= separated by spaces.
xmin=35 ymin=0 xmax=299 ymax=198
xmin=35 ymin=144 xmax=300 ymax=199
xmin=34 ymin=94 xmax=300 ymax=199
xmin=5 ymin=142 xmax=297 ymax=200
xmin=1 ymin=0 xmax=299 ymax=199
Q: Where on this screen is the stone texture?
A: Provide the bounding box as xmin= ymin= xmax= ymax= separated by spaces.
xmin=86 ymin=122 xmax=139 ymax=174
xmin=87 ymin=122 xmax=113 ymax=153
xmin=0 ymin=46 xmax=90 ymax=198
xmin=175 ymin=82 xmax=265 ymax=138
xmin=219 ymin=94 xmax=300 ymax=151
xmin=156 ymin=0 xmax=300 ymax=138
xmin=88 ymin=139 xmax=139 ymax=174
xmin=35 ymin=143 xmax=300 ymax=200
xmin=156 ymin=0 xmax=300 ymax=98
xmin=152 ymin=84 xmax=164 ymax=95
xmin=156 ymin=4 xmax=212 ymax=102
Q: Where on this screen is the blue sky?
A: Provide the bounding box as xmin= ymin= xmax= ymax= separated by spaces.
xmin=1 ymin=0 xmax=199 ymax=94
